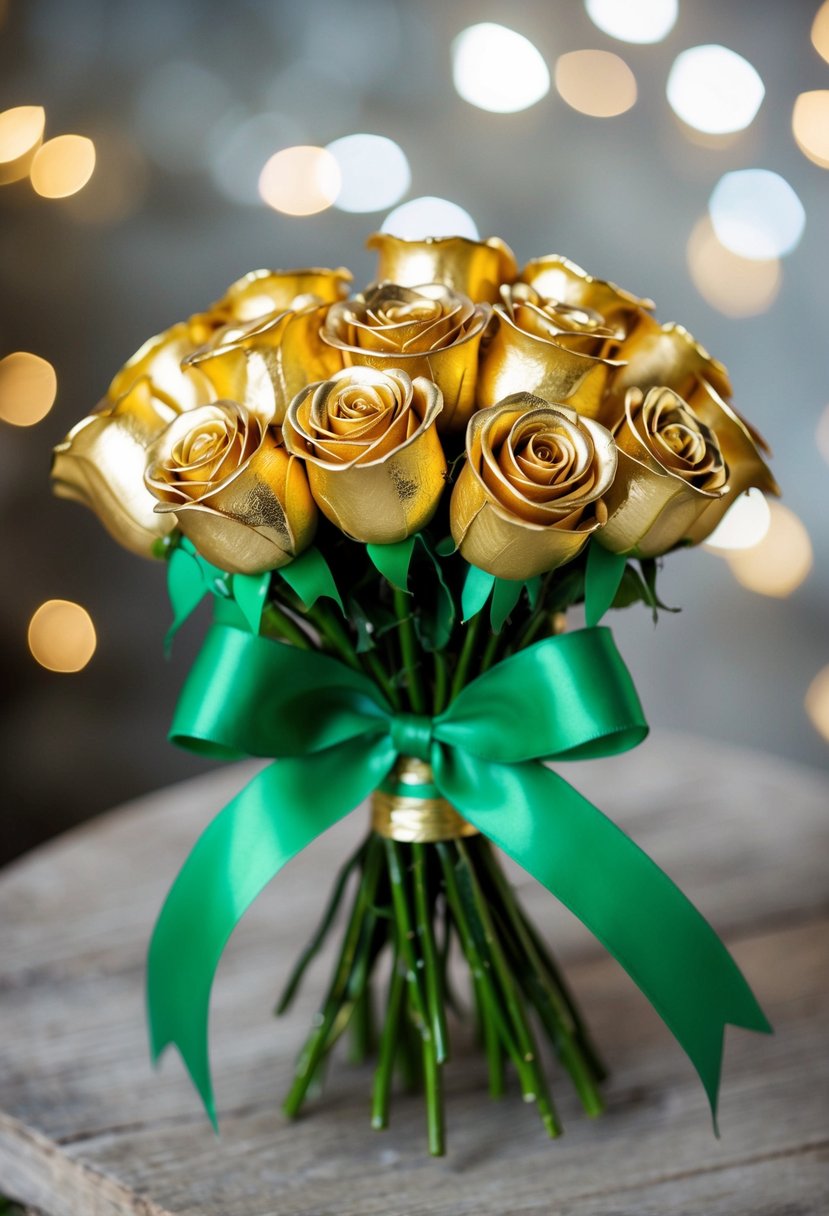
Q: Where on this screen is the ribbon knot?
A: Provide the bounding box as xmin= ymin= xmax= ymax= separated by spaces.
xmin=390 ymin=712 xmax=434 ymax=761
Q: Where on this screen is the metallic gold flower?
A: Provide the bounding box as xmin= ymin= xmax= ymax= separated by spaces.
xmin=184 ymin=304 xmax=343 ymax=427
xmin=604 ymin=320 xmax=732 ymax=422
xmin=321 ymin=282 xmax=489 ymax=431
xmin=684 ymin=378 xmax=781 ymax=543
xmin=106 ymin=266 xmax=352 ymax=409
xmin=519 ymin=255 xmax=654 ymax=336
xmin=476 ymin=283 xmax=624 ymax=420
xmin=599 ymin=387 xmax=728 ymax=557
xmin=365 ymin=233 xmax=517 ymax=303
xmin=450 ymin=397 xmax=617 ymax=580
xmin=51 ymin=377 xmax=177 ymax=557
xmin=145 ymin=401 xmax=317 ymax=574
xmin=283 ymin=366 xmax=446 ymax=544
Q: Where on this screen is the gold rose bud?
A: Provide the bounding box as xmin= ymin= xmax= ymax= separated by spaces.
xmin=107 ymin=322 xmax=215 ymax=414
xmin=450 ymin=397 xmax=617 ymax=581
xmin=606 ymin=320 xmax=733 ymax=417
xmin=684 ymin=378 xmax=781 ymax=543
xmin=366 ymin=233 xmax=518 ymax=303
xmin=476 ymin=284 xmax=624 ymax=421
xmin=321 ymin=283 xmax=489 ymax=431
xmin=206 ymin=266 xmax=352 ymax=327
xmin=520 ymin=255 xmax=654 ymax=336
xmin=145 ymin=401 xmax=316 ymax=574
xmin=184 ymin=304 xmax=343 ymax=427
xmin=283 ymin=366 xmax=446 ymax=545
xmin=51 ymin=378 xmax=178 ymax=558
xmin=599 ymin=386 xmax=728 ymax=558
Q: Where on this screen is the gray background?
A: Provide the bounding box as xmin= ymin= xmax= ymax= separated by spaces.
xmin=1 ymin=0 xmax=826 ymax=864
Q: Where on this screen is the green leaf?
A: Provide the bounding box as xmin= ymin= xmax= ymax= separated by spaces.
xmin=461 ymin=564 xmax=496 ymax=622
xmin=367 ymin=537 xmax=417 ymax=591
xmin=525 ymin=576 xmax=543 ymax=611
xmin=490 ymin=578 xmax=523 ymax=634
xmin=348 ymin=597 xmax=376 ymax=653
xmin=414 ymin=551 xmax=455 ymax=650
xmin=585 ymin=540 xmax=628 ymax=627
xmin=232 ymin=572 xmax=271 ymax=634
xmin=278 ymin=546 xmax=344 ymax=612
xmin=165 ymin=547 xmax=209 ymax=654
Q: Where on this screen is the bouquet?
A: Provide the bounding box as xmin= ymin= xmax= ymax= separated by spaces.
xmin=52 ymin=233 xmax=776 ymax=1155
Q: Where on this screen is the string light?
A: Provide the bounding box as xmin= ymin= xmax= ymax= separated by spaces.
xmin=326 ymin=134 xmax=410 ymax=213
xmin=381 ymin=196 xmax=479 ymax=240
xmin=30 ymin=134 xmax=96 ymax=199
xmin=0 ymin=352 xmax=57 ymax=426
xmin=452 ymin=23 xmax=550 ymax=114
xmin=28 ymin=600 xmax=97 ymax=673
xmin=726 ymin=502 xmax=813 ymax=597
xmin=667 ymin=45 xmax=765 ymax=135
xmin=555 ymin=51 xmax=637 ymax=117
xmin=687 ymin=216 xmax=781 ymax=317
xmin=792 ymin=90 xmax=829 ymax=169
xmin=585 ymin=0 xmax=678 ymax=44
xmin=805 ymin=665 xmax=829 ymax=744
xmin=708 ymin=169 xmax=805 ymax=260
xmin=703 ymin=489 xmax=771 ymax=552
xmin=258 ymin=145 xmax=341 ymax=216
xmin=0 ymin=105 xmax=45 ymax=185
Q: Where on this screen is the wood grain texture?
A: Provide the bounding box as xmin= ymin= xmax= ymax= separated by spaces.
xmin=1 ymin=731 xmax=827 ymax=1215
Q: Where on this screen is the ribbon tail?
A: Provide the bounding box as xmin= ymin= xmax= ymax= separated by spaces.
xmin=436 ymin=751 xmax=772 ymax=1122
xmin=146 ymin=736 xmax=395 ymax=1128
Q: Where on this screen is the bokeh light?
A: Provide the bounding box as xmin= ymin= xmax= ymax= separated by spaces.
xmin=667 ymin=45 xmax=765 ymax=135
xmin=726 ymin=502 xmax=813 ymax=597
xmin=326 ymin=133 xmax=410 ymax=213
xmin=816 ymin=404 xmax=829 ymax=466
xmin=258 ymin=145 xmax=341 ymax=215
xmin=812 ymin=0 xmax=829 ymax=64
xmin=687 ymin=215 xmax=781 ymax=317
xmin=209 ymin=112 xmax=301 ymax=206
xmin=28 ymin=600 xmax=97 ymax=673
xmin=805 ymin=664 xmax=829 ymax=744
xmin=585 ymin=0 xmax=678 ymax=44
xmin=381 ymin=196 xmax=479 ymax=240
xmin=0 ymin=105 xmax=46 ymax=185
xmin=452 ymin=23 xmax=550 ymax=114
xmin=708 ymin=169 xmax=805 ymax=260
xmin=30 ymin=135 xmax=96 ymax=199
xmin=703 ymin=489 xmax=771 ymax=552
xmin=0 ymin=352 xmax=57 ymax=426
xmin=792 ymin=90 xmax=829 ymax=169
xmin=555 ymin=51 xmax=637 ymax=117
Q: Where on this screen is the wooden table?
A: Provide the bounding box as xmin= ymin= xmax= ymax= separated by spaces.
xmin=1 ymin=733 xmax=827 ymax=1215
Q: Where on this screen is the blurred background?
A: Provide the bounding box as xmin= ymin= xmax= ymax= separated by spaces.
xmin=1 ymin=0 xmax=827 ymax=866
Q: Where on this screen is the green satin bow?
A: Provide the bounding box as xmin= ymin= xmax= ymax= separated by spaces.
xmin=147 ymin=622 xmax=770 ymax=1128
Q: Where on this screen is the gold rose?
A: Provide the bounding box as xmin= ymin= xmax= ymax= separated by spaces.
xmin=51 ymin=377 xmax=178 ymax=557
xmin=183 ymin=303 xmax=344 ymax=427
xmin=599 ymin=386 xmax=728 ymax=558
xmin=450 ymin=396 xmax=617 ymax=581
xmin=684 ymin=378 xmax=781 ymax=543
xmin=321 ymin=282 xmax=489 ymax=432
xmin=145 ymin=401 xmax=317 ymax=574
xmin=365 ymin=233 xmax=518 ymax=303
xmin=604 ymin=320 xmax=733 ymax=421
xmin=107 ymin=266 xmax=352 ymax=410
xmin=282 ymin=366 xmax=446 ymax=544
xmin=519 ymin=255 xmax=654 ymax=335
xmin=477 ymin=284 xmax=624 ymax=421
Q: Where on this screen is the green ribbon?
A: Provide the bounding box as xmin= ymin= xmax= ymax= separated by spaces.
xmin=147 ymin=624 xmax=770 ymax=1128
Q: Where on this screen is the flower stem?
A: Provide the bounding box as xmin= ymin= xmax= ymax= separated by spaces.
xmin=412 ymin=842 xmax=449 ymax=1064
xmin=393 ymin=587 xmax=426 ymax=713
xmin=261 ymin=603 xmax=313 ymax=650
xmin=371 ymin=943 xmax=405 ymax=1129
xmin=450 ymin=611 xmax=483 ymax=700
xmin=432 ymin=650 xmax=449 ymax=715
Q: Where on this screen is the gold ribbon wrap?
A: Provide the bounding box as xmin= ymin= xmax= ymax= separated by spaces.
xmin=370 ymin=757 xmax=479 ymax=843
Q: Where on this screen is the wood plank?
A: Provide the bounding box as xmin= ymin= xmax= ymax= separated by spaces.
xmin=1 ymin=733 xmax=827 ymax=1213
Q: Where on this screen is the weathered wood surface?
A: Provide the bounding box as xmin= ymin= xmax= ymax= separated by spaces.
xmin=1 ymin=731 xmax=827 ymax=1215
